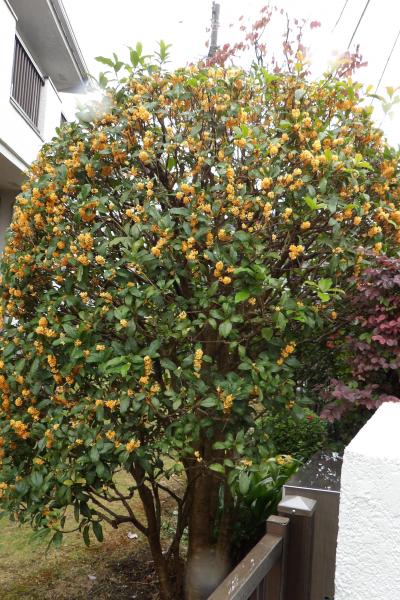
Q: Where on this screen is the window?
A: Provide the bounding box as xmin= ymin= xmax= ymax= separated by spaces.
xmin=11 ymin=37 xmax=44 ymax=128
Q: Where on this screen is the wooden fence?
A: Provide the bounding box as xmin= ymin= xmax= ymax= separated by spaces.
xmin=208 ymin=495 xmax=316 ymax=600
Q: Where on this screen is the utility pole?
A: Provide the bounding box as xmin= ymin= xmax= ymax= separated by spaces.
xmin=208 ymin=1 xmax=220 ymax=58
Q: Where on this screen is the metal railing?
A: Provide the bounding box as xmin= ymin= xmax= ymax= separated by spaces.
xmin=11 ymin=37 xmax=44 ymax=128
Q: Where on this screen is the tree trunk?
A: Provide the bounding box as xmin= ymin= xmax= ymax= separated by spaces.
xmin=185 ymin=465 xmax=228 ymax=600
xmin=216 ymin=481 xmax=234 ymax=566
xmin=133 ymin=463 xmax=177 ymax=600
xmin=152 ymin=545 xmax=176 ymax=600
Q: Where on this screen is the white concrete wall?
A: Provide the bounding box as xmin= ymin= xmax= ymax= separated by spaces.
xmin=0 ymin=0 xmax=63 ymax=170
xmin=335 ymin=402 xmax=400 ymax=600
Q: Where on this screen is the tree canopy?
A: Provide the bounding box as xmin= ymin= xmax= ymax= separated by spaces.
xmin=1 ymin=48 xmax=399 ymax=598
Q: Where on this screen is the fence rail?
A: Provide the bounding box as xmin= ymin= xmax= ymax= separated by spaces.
xmin=11 ymin=37 xmax=44 ymax=128
xmin=208 ymin=495 xmax=317 ymax=600
xmin=208 ymin=515 xmax=289 ymax=600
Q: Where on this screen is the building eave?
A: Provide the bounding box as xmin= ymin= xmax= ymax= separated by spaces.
xmin=47 ymin=0 xmax=88 ymax=91
xmin=8 ymin=0 xmax=89 ymax=93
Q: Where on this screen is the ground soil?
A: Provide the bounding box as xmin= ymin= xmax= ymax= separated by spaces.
xmin=75 ymin=545 xmax=160 ymax=600
xmin=0 ymin=472 xmax=182 ymax=600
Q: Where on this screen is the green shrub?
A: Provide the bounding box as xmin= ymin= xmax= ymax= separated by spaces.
xmin=221 ymin=455 xmax=299 ymax=561
xmin=224 ymin=409 xmax=326 ymax=560
xmin=265 ymin=408 xmax=328 ymax=461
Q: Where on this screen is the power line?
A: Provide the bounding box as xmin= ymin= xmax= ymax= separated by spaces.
xmin=374 ymin=28 xmax=400 ymax=94
xmin=332 ymin=0 xmax=350 ymax=32
xmin=347 ymin=0 xmax=371 ymax=49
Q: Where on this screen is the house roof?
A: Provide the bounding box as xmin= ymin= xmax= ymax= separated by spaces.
xmin=8 ymin=0 xmax=88 ymax=93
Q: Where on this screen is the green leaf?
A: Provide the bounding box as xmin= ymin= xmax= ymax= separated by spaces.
xmin=15 ymin=479 xmax=29 ymax=495
xmin=98 ymin=72 xmax=108 ymax=89
xmin=96 ymin=462 xmax=106 ymax=477
xmin=357 ymin=161 xmax=373 ymax=170
xmin=160 ymin=358 xmax=176 ymax=370
xmin=95 ymin=56 xmax=114 ymax=67
xmin=52 ymin=530 xmax=63 ymax=549
xmin=209 ymin=463 xmax=225 ymax=474
xmin=74 ymin=502 xmax=80 ymax=523
xmin=327 ymin=196 xmax=338 ymax=213
xmin=80 ymin=502 xmax=92 ymax=518
xmin=275 ymin=312 xmax=287 ymax=330
xmin=63 ymin=323 xmax=78 ymax=338
xmin=83 ymin=525 xmax=90 ymax=547
xmin=213 ymin=441 xmax=226 ymax=450
xmin=219 ymin=321 xmax=232 ymax=338
xmin=79 ymin=183 xmax=92 ymax=200
xmin=318 ymin=278 xmax=332 ymax=292
xmin=235 ymin=290 xmax=250 ymax=303
xmin=92 ymin=521 xmax=104 ymax=543
xmin=90 ymin=447 xmax=100 ymax=463
xmin=170 ymin=207 xmax=189 ymax=215
xmin=191 ymin=124 xmax=202 ymax=136
xmin=77 ymin=265 xmax=84 ymax=282
xmin=292 ymin=404 xmax=305 ymax=419
xmin=238 ymin=471 xmax=250 ymax=495
xmin=235 ymin=231 xmax=250 ymax=242
xmin=319 ymin=177 xmax=327 ymax=193
xmin=305 ymin=195 xmax=318 ymax=210
xmin=147 ymin=340 xmax=161 ymax=356
xmin=120 ymin=396 xmax=130 ymax=414
xmin=31 ymin=471 xmax=43 ymax=489
xmin=129 ymin=48 xmax=139 ymax=67
xmin=295 ymin=88 xmax=306 ymax=101
xmin=135 ymin=42 xmax=143 ymax=58
xmin=103 ymin=356 xmax=131 ymax=375
xmin=200 ymin=397 xmax=217 ymax=408
xmin=157 ymin=39 xmax=171 ymax=62
xmin=261 ymin=327 xmax=273 ymax=341
xmin=96 ymin=404 xmax=104 ymax=421
xmin=318 ymin=292 xmax=330 ymax=302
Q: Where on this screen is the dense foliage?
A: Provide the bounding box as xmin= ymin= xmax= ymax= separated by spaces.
xmin=1 ymin=43 xmax=400 ymax=598
xmin=266 ymin=408 xmax=327 ymax=460
xmin=322 ymin=255 xmax=400 ymax=420
xmin=227 ymin=453 xmax=298 ymax=563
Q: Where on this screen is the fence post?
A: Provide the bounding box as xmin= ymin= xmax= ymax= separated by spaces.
xmin=278 ymin=495 xmax=316 ymax=600
xmin=265 ymin=515 xmax=290 ymax=600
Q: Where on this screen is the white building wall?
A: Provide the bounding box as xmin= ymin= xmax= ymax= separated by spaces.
xmin=335 ymin=402 xmax=400 ymax=600
xmin=0 ymin=0 xmax=63 ymax=169
xmin=39 ymin=78 xmax=64 ymax=144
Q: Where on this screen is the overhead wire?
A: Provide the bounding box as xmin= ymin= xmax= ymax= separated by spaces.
xmin=333 ymin=0 xmax=399 ymax=129
xmin=374 ymin=28 xmax=400 ymax=94
xmin=332 ymin=0 xmax=350 ymax=32
xmin=347 ymin=0 xmax=371 ymax=49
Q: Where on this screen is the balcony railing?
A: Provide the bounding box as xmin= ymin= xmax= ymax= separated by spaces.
xmin=11 ymin=37 xmax=44 ymax=129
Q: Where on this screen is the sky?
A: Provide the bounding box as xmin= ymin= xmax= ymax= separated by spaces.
xmin=61 ymin=0 xmax=400 ymax=144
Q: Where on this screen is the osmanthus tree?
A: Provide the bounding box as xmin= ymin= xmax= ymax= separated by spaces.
xmin=1 ymin=44 xmax=400 ymax=599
